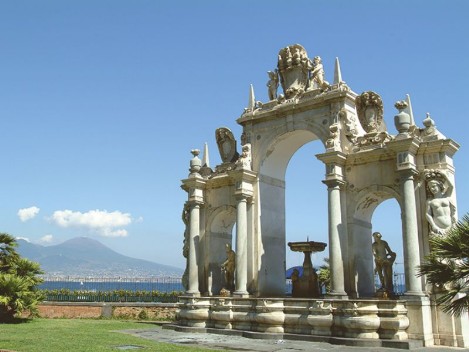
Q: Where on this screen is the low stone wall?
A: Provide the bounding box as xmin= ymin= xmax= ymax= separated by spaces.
xmin=177 ymin=297 xmax=410 ymax=341
xmin=36 ymin=302 xmax=177 ymax=320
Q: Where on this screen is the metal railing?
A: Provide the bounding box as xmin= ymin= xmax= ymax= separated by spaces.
xmin=39 ymin=274 xmax=406 ymax=302
xmin=39 ymin=277 xmax=184 ymax=302
xmin=286 ymin=273 xmax=406 ymax=296
xmin=39 ymin=276 xmax=183 ymax=292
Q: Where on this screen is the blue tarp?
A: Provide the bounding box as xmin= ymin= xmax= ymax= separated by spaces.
xmin=285 ymin=266 xmax=304 ymax=279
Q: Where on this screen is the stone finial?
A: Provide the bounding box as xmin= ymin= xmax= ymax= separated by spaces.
xmin=189 ymin=149 xmax=201 ymax=175
xmin=202 ymin=142 xmax=210 ymax=168
xmin=248 ymin=84 xmax=256 ymax=111
xmin=421 ymin=113 xmax=445 ymax=141
xmin=394 ymin=100 xmax=411 ymax=136
xmin=405 ymin=94 xmax=415 ymax=126
xmin=394 ymin=100 xmax=408 ymax=111
xmin=333 ymin=57 xmax=342 ymax=84
xmin=355 ymin=91 xmax=384 ymax=133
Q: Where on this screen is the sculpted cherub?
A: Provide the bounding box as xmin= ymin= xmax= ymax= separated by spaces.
xmin=310 ymin=56 xmax=329 ymax=90
xmin=267 ymin=70 xmax=279 ymax=101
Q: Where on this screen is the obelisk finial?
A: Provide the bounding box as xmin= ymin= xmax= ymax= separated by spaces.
xmin=333 ymin=57 xmax=342 ymax=84
xmin=202 ymin=142 xmax=210 ymax=167
xmin=248 ymin=84 xmax=256 ymax=111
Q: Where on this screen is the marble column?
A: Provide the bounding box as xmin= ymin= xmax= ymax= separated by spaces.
xmin=187 ymin=202 xmax=200 ymax=296
xmin=234 ymin=196 xmax=249 ymax=296
xmin=324 ymin=179 xmax=347 ymax=297
xmin=400 ymin=170 xmax=424 ymax=296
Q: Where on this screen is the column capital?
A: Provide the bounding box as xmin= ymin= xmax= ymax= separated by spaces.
xmin=316 ymin=150 xmax=347 ymax=166
xmin=322 ymin=178 xmax=346 ymax=189
xmin=235 ymin=194 xmax=249 ymax=202
xmin=181 ymin=176 xmax=206 ymax=203
xmin=181 ymin=175 xmax=206 ymax=192
xmin=187 ymin=200 xmax=204 ymax=207
xmin=397 ymin=167 xmax=419 ymax=180
xmin=228 ymin=169 xmax=257 ymax=199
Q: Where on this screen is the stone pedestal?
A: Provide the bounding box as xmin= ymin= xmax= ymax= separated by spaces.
xmin=430 ymin=294 xmax=469 ymax=347
xmin=405 ymin=296 xmax=434 ymax=346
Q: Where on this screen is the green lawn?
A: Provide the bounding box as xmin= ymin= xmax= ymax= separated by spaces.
xmin=0 ymin=319 xmax=222 ymax=352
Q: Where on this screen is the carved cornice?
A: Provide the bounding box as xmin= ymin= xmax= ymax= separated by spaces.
xmin=386 ymin=137 xmax=420 ymax=155
xmin=237 ymin=89 xmax=357 ymax=126
xmin=416 ymin=138 xmax=460 ymax=157
xmin=345 ymin=148 xmax=395 ymax=166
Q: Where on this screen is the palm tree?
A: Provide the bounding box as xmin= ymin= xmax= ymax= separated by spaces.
xmin=0 ymin=233 xmax=44 ymax=321
xmin=317 ymin=258 xmax=330 ymax=294
xmin=418 ymin=214 xmax=469 ymax=317
xmin=0 ymin=233 xmax=19 ymax=271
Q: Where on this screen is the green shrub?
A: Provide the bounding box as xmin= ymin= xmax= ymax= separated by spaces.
xmin=0 ymin=233 xmax=44 ymax=321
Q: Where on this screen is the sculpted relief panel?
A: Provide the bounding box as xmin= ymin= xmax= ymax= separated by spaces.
xmin=424 ymin=169 xmax=456 ymax=237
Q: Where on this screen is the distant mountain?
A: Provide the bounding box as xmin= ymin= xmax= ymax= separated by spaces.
xmin=16 ymin=237 xmax=183 ymax=278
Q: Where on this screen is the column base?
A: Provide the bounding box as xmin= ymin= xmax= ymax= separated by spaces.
xmin=185 ymin=290 xmax=201 ymax=297
xmin=405 ymin=296 xmax=434 ymax=346
xmin=404 ymin=290 xmax=427 ymax=298
xmin=326 ymin=291 xmax=348 ymax=299
xmin=233 ymin=291 xmax=249 ymax=298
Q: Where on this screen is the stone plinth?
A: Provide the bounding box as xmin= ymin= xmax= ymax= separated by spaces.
xmin=176 ymin=296 xmax=412 ymax=347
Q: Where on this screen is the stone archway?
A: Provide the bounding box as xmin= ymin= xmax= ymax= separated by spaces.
xmin=204 ymin=205 xmax=236 ymax=295
xmin=350 ymin=185 xmax=402 ymax=297
xmin=254 ymin=129 xmax=327 ymax=296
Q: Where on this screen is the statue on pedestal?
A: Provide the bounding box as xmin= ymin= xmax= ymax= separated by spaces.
xmin=235 ymin=143 xmax=252 ymax=170
xmin=372 ymin=232 xmax=396 ymax=294
xmin=267 ymin=70 xmax=279 ymax=101
xmin=309 ymin=56 xmax=329 ymax=90
xmin=221 ymin=243 xmax=236 ymax=292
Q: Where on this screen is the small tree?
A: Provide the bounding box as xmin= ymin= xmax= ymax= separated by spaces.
xmin=0 ymin=233 xmax=44 ymax=321
xmin=418 ymin=214 xmax=469 ymax=317
xmin=317 ymin=257 xmax=330 ymax=294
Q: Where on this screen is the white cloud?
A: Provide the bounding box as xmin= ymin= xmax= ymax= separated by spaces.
xmin=18 ymin=206 xmax=40 ymax=222
xmin=40 ymin=234 xmax=54 ymax=243
xmin=16 ymin=236 xmax=30 ymax=242
xmin=50 ymin=209 xmax=132 ymax=237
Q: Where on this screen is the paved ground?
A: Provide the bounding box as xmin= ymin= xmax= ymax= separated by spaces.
xmin=119 ymin=324 xmax=466 ymax=352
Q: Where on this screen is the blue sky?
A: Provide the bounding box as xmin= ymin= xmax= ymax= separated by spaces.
xmin=1 ymin=1 xmax=468 ymax=271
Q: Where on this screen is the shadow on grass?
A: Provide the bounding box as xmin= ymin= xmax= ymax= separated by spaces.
xmin=0 ymin=317 xmax=33 ymax=324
